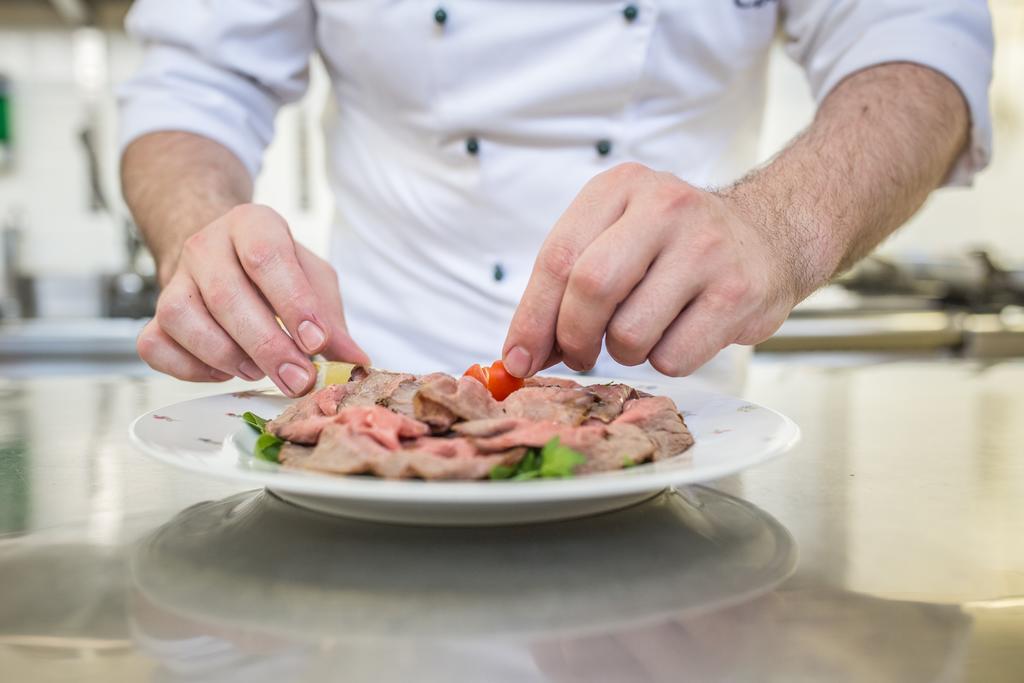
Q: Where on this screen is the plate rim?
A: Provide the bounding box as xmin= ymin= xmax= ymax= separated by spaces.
xmin=128 ymin=381 xmax=801 ymax=504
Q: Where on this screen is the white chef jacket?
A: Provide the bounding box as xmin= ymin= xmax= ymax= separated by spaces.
xmin=118 ymin=0 xmax=993 ymax=394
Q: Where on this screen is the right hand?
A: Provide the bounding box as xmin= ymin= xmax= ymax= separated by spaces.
xmin=136 ymin=204 xmax=370 ymax=397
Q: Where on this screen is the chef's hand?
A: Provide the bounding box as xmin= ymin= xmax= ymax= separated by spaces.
xmin=136 ymin=204 xmax=370 ymax=397
xmin=502 ymin=163 xmax=798 ymax=377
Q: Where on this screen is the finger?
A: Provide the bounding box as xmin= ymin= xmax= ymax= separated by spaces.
xmin=538 ymin=346 xmax=563 ymax=372
xmin=228 ymin=206 xmax=330 ymax=356
xmin=614 ymin=621 xmax=710 ymax=679
xmin=536 ymin=635 xmax=643 ymax=682
xmin=604 ymin=246 xmax=704 ymax=366
xmin=295 ymin=244 xmax=371 ymax=365
xmin=155 ymin=276 xmax=264 ymax=381
xmin=136 ymin=320 xmax=232 ymax=382
xmin=181 ymin=230 xmax=315 ymax=397
xmin=648 ymin=292 xmax=745 ymax=377
xmin=503 ymin=163 xmax=647 ymax=377
xmin=555 ymin=203 xmax=668 ymax=371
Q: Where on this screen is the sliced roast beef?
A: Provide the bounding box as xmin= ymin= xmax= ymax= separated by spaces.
xmin=467 ymin=419 xmax=656 ymax=474
xmin=278 ymin=442 xmax=314 ymax=465
xmin=313 ymin=383 xmax=352 ymax=416
xmin=332 ymin=405 xmax=429 ymax=449
xmin=524 ymin=376 xmax=582 ymax=389
xmin=452 ymin=417 xmax=523 ymax=439
xmin=614 ymin=396 xmax=694 ymax=459
xmin=501 ymin=386 xmax=596 ymax=425
xmin=288 ymin=423 xmax=525 ymax=480
xmin=382 ymin=372 xmax=450 ymax=419
xmin=470 ymin=420 xmax=603 ymax=453
xmin=413 ymin=375 xmax=502 ymax=432
xmin=268 ymin=370 xmax=417 ymax=444
xmin=343 ymin=370 xmax=416 ymax=407
xmin=584 ymin=383 xmax=636 ymax=423
xmin=289 ymin=423 xmax=391 ymax=475
xmin=575 ymin=423 xmax=656 ymax=474
xmin=349 ymin=365 xmax=371 ymax=382
xmin=379 ymin=444 xmax=523 ymax=480
xmin=271 ymin=367 xmax=692 ymax=480
xmin=268 ymin=384 xmax=351 ymax=444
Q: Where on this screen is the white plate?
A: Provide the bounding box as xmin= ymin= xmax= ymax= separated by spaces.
xmin=129 ymin=378 xmax=800 ymax=525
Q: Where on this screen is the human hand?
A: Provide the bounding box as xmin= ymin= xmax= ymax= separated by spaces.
xmin=503 ymin=163 xmax=801 ymax=378
xmin=136 ymin=204 xmax=369 ymax=397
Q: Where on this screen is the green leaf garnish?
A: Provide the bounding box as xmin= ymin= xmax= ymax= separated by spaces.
xmin=622 ymin=456 xmax=637 ymax=468
xmin=489 ymin=465 xmax=517 ymax=480
xmin=242 ymin=411 xmax=268 ymax=433
xmin=488 ymin=437 xmax=587 ymax=481
xmin=243 ymin=412 xmax=281 ymax=462
xmin=538 ymin=437 xmax=586 ymax=478
xmin=254 ymin=432 xmax=283 ymax=463
xmin=518 ymin=450 xmax=540 ymax=475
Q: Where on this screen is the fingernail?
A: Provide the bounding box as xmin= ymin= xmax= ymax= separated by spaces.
xmin=278 ymin=362 xmax=311 ymax=395
xmin=238 ymin=360 xmax=263 ymax=381
xmin=297 ymin=320 xmax=326 ymax=353
xmin=504 ymin=346 xmax=532 ymax=377
xmin=210 ymin=369 xmax=233 ymax=381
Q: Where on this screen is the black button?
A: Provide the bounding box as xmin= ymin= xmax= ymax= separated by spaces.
xmin=623 ymin=4 xmax=639 ymax=21
xmin=466 ymin=136 xmax=480 ymax=155
xmin=434 ymin=7 xmax=447 ymax=25
xmin=493 ymin=263 xmax=505 ymax=282
xmin=596 ymin=139 xmax=612 ymax=156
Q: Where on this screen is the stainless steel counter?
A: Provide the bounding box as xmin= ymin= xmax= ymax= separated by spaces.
xmin=0 ymin=358 xmax=1022 ymax=682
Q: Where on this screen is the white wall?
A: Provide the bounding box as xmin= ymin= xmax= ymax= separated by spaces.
xmin=0 ymin=28 xmax=332 ymax=277
xmin=0 ymin=1 xmax=1021 ymax=279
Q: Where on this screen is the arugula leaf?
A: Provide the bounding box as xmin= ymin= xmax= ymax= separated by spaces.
xmin=489 ymin=464 xmax=517 ymax=480
xmin=254 ymin=432 xmax=283 ymax=463
xmin=491 ymin=448 xmax=539 ymax=481
xmin=538 ymin=437 xmax=586 ymax=478
xmin=242 ymin=411 xmax=268 ymax=433
xmin=518 ymin=450 xmax=540 ymax=475
xmin=489 ymin=437 xmax=587 ymax=481
xmin=622 ymin=456 xmax=637 ymax=468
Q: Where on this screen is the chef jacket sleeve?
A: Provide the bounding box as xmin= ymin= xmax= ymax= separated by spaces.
xmin=117 ymin=0 xmax=316 ymax=178
xmin=781 ymin=0 xmax=994 ymax=186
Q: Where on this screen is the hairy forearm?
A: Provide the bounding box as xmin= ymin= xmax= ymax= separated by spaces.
xmin=121 ymin=131 xmax=254 ymax=285
xmin=724 ymin=62 xmax=969 ymax=301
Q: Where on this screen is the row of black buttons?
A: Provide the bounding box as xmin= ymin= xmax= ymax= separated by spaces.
xmin=464 ymin=137 xmax=613 ymax=156
xmin=436 ymin=10 xmax=624 ymax=162
xmin=435 ymin=4 xmax=639 ymax=25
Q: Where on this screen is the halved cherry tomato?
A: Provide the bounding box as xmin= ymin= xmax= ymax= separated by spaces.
xmin=463 ymin=360 xmax=524 ymax=401
xmin=484 ymin=360 xmax=524 ymax=401
xmin=464 ymin=363 xmax=490 ymax=386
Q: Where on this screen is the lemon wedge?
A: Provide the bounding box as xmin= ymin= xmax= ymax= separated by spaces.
xmin=312 ymin=361 xmax=357 ymax=388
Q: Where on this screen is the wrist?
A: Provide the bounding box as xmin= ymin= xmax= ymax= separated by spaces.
xmin=718 ymin=183 xmax=843 ymax=305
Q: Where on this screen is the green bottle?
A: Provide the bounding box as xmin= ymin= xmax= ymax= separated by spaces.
xmin=0 ymin=75 xmax=11 ymax=171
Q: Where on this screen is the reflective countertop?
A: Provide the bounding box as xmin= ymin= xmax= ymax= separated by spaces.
xmin=0 ymin=358 xmax=1022 ymax=682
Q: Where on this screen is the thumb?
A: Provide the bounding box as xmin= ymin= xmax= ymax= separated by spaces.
xmin=296 ymin=246 xmax=372 ymax=366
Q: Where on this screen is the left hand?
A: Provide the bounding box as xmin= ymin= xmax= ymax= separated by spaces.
xmin=502 ymin=162 xmax=802 ymax=378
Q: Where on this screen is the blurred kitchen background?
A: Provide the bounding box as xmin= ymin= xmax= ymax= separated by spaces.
xmin=0 ymin=0 xmax=1023 ymax=372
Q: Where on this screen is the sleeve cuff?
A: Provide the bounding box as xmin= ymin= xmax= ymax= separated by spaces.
xmin=117 ymin=45 xmax=280 ymax=178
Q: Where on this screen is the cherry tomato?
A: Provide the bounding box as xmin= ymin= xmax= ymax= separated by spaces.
xmin=463 ymin=360 xmax=524 ymax=401
xmin=464 ymin=363 xmax=490 ymax=386
xmin=485 ymin=360 xmax=524 ymax=401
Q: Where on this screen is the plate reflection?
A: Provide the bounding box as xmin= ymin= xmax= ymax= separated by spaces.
xmin=128 ymin=487 xmax=796 ymax=680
